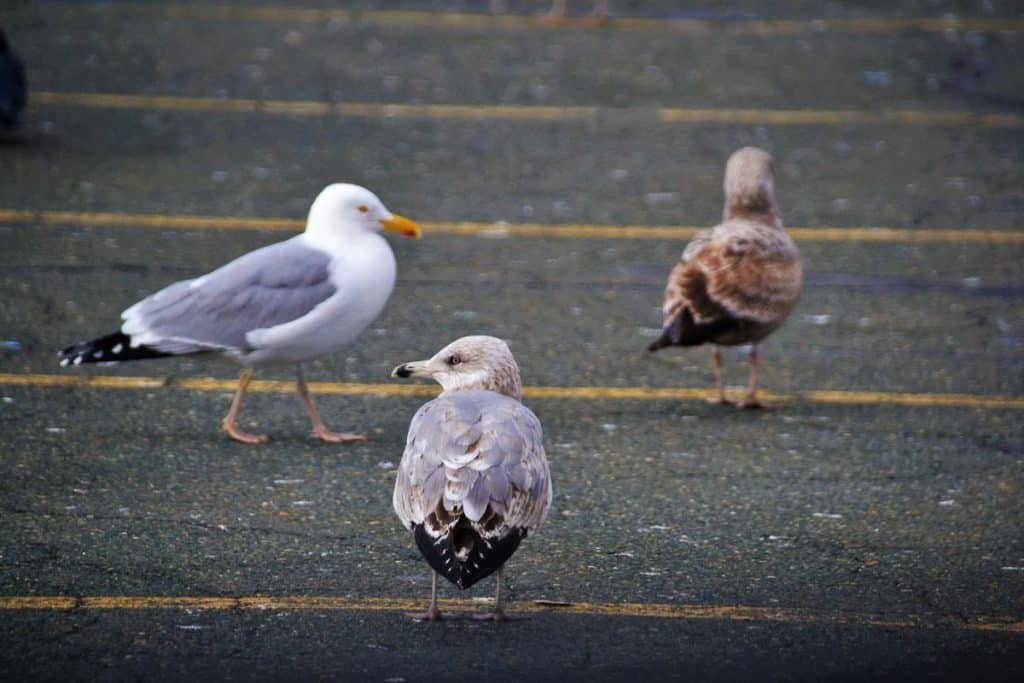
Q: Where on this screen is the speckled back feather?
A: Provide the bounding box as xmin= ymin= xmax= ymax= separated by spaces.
xmin=393 ymin=389 xmax=551 ymax=589
xmin=651 ymin=147 xmax=802 ymax=350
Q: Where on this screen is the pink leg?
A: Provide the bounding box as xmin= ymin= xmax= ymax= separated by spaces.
xmin=408 ymin=571 xmax=444 ymax=622
xmin=221 ymin=369 xmax=269 ymax=444
xmin=739 ymin=346 xmax=766 ymax=410
xmin=296 ymin=365 xmax=366 ymax=443
xmin=543 ymin=0 xmax=568 ymax=23
xmin=706 ymin=346 xmax=736 ymax=406
xmin=473 ymin=568 xmax=528 ymax=622
xmin=586 ymin=0 xmax=610 ymax=24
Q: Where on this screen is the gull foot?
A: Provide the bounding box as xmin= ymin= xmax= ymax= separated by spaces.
xmin=222 ymin=423 xmax=270 ymax=444
xmin=312 ymin=427 xmax=367 ymax=443
xmin=705 ymin=396 xmax=738 ymax=407
xmin=407 ymin=605 xmax=444 ymax=622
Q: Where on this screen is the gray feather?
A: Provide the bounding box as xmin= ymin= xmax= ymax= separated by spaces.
xmin=393 ymin=390 xmax=551 ymax=532
xmin=420 ymin=467 xmax=447 ymax=512
xmin=121 ymin=238 xmax=336 ymax=354
xmin=463 ymin=475 xmax=489 ymax=522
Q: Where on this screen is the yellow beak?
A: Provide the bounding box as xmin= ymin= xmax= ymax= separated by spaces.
xmin=379 ymin=214 xmax=422 ymax=238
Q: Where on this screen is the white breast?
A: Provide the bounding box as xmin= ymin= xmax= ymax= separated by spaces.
xmin=243 ymin=232 xmax=397 ymax=366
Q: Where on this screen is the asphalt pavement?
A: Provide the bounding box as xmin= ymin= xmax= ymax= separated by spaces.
xmin=1 ymin=1 xmax=1023 ymax=681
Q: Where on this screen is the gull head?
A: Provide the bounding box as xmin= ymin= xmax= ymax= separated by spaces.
xmin=391 ymin=335 xmax=522 ymax=400
xmin=723 ymin=147 xmax=777 ymax=218
xmin=306 ymin=183 xmax=421 ymax=240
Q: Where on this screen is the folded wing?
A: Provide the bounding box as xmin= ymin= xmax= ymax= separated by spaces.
xmin=393 ymin=390 xmax=551 ymax=588
xmin=120 ymin=238 xmax=337 ymax=356
xmin=654 ymin=220 xmax=802 ymax=348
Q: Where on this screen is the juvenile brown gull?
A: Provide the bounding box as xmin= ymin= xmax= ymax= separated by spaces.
xmin=58 ymin=183 xmax=421 ymax=443
xmin=648 ymin=147 xmax=802 ymax=408
xmin=391 ymin=336 xmax=552 ymax=621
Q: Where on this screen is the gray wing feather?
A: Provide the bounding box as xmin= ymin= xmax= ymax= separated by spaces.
xmin=393 ymin=390 xmax=551 ymax=530
xmin=463 ymin=476 xmax=489 ymax=522
xmin=120 ymin=238 xmax=336 ymax=354
xmin=483 ymin=467 xmax=510 ymax=501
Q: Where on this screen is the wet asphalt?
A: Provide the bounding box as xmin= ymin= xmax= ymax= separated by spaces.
xmin=1 ymin=1 xmax=1023 ymax=681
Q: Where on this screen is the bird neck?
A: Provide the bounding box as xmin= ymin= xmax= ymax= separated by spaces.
xmin=441 ymin=368 xmax=522 ymax=401
xmin=302 ymin=222 xmax=380 ymax=254
xmin=723 ymin=203 xmax=783 ymax=228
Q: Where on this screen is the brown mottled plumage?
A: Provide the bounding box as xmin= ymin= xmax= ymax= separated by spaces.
xmin=649 ymin=147 xmax=802 ymax=408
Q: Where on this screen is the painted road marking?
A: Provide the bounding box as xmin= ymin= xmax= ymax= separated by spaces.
xmin=32 ymin=91 xmax=1024 ymax=128
xmin=50 ymin=2 xmax=1024 ymax=35
xmin=0 ymin=373 xmax=1021 ymax=409
xmin=0 ymin=595 xmax=1019 ymax=632
xmin=1 ymin=209 xmax=1021 ymax=245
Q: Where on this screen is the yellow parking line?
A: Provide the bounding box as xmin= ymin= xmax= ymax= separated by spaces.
xmin=56 ymin=2 xmax=1024 ymax=34
xmin=31 ymin=91 xmax=1024 ymax=128
xmin=0 ymin=595 xmax=1019 ymax=632
xmin=0 ymin=373 xmax=1021 ymax=409
xmin=658 ymin=109 xmax=1024 ymax=128
xmin=1 ymin=209 xmax=1021 ymax=245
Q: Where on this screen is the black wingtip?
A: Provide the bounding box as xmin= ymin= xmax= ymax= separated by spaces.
xmin=57 ymin=331 xmax=171 ymax=367
xmin=413 ymin=521 xmax=526 ymax=590
xmin=647 ymin=331 xmax=672 ymax=352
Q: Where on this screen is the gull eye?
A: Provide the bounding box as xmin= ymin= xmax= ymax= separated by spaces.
xmin=358 ymin=205 xmax=369 ymax=213
xmin=446 ymin=354 xmax=461 ymax=366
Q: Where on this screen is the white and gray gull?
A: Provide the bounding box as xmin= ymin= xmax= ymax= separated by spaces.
xmin=58 ymin=183 xmax=421 ymax=444
xmin=391 ymin=336 xmax=552 ymax=621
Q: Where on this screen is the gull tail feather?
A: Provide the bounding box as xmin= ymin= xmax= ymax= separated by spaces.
xmin=58 ymin=332 xmax=174 ymax=367
xmin=648 ymin=308 xmax=742 ymax=351
xmin=413 ymin=519 xmax=525 ymax=590
xmin=647 ymin=328 xmax=675 ymax=352
xmin=648 ymin=309 xmax=695 ymax=351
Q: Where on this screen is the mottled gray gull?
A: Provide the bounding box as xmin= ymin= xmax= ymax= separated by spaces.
xmin=58 ymin=183 xmax=421 ymax=443
xmin=648 ymin=147 xmax=803 ymax=408
xmin=391 ymin=336 xmax=552 ymax=621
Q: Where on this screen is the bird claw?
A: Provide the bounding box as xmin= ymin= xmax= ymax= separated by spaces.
xmin=312 ymin=428 xmax=367 ymax=443
xmin=407 ymin=606 xmax=444 ymax=622
xmin=705 ymin=396 xmax=738 ymax=407
xmin=222 ymin=423 xmax=270 ymax=444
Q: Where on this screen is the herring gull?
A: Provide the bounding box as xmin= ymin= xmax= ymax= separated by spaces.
xmin=58 ymin=183 xmax=421 ymax=443
xmin=391 ymin=336 xmax=552 ymax=621
xmin=648 ymin=147 xmax=802 ymax=408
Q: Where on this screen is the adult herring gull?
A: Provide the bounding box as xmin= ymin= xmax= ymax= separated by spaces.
xmin=391 ymin=336 xmax=552 ymax=621
xmin=648 ymin=147 xmax=802 ymax=408
xmin=58 ymin=183 xmax=421 ymax=443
